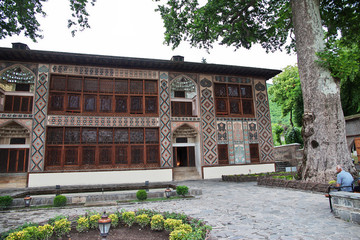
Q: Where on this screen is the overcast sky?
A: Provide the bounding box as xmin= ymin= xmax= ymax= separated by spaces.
xmin=0 ymin=0 xmax=297 ymax=71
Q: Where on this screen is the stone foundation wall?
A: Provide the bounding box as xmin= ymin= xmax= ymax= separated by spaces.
xmin=330 ymin=191 xmax=360 ymax=225
xmin=273 ymin=143 xmax=303 ymax=167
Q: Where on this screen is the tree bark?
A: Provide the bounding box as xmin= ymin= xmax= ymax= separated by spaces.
xmin=291 ymin=0 xmax=356 ymax=182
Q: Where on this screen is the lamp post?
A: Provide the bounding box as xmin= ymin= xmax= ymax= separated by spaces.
xmin=23 ymin=195 xmax=32 ymax=207
xmin=98 ymin=211 xmax=112 ymax=239
xmin=165 ymin=187 xmax=172 ymax=198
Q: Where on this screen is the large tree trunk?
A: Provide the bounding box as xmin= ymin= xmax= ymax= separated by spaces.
xmin=291 ymin=0 xmax=356 ymax=182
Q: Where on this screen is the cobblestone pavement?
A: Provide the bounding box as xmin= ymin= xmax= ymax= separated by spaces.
xmin=1 ymin=180 xmax=359 ymax=239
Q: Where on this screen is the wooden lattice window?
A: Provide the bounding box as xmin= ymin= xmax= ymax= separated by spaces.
xmin=47 ymin=128 xmax=64 ymax=144
xmin=64 ymin=128 xmax=80 ymax=144
xmin=131 ymin=146 xmax=143 ymax=164
xmin=0 ymin=149 xmax=29 ymax=173
xmin=115 ymin=96 xmax=127 ymax=113
xmin=100 ymin=79 xmax=113 ymax=93
xmin=82 ymin=147 xmax=96 ymax=165
xmin=218 ymin=144 xmax=229 ymax=165
xmin=115 ymin=146 xmax=128 ymax=164
xmin=100 ymin=96 xmax=112 ymax=112
xmin=146 ymin=146 xmax=159 ymax=164
xmin=67 ymin=95 xmax=80 ymax=111
xmin=145 ymin=80 xmax=157 ymax=94
xmin=50 ymin=76 xmax=66 ymax=91
xmin=64 ymin=147 xmax=78 ymax=165
xmin=3 ymin=96 xmax=33 ymax=113
xmin=130 ymin=81 xmax=143 ymax=94
xmin=114 ymin=129 xmax=129 ymax=143
xmin=99 ymin=129 xmax=113 ymax=144
xmin=171 ymin=102 xmax=192 ymax=117
xmin=145 ymin=128 xmax=159 ymax=143
xmin=46 ymin=147 xmax=61 ymax=166
xmin=84 ymin=78 xmax=98 ymax=92
xmin=49 ymin=94 xmax=64 ymax=111
xmin=99 ymin=147 xmax=112 ymax=164
xmin=145 ymin=97 xmax=157 ymax=114
xmin=250 ymin=144 xmax=260 ymax=163
xmin=130 ymin=129 xmax=144 ymax=144
xmin=84 ymin=95 xmax=97 ymax=112
xmin=130 ymin=96 xmax=143 ymax=114
xmin=115 ymin=80 xmax=128 ymax=94
xmin=82 ymin=128 xmax=97 ymax=144
xmin=68 ymin=77 xmax=82 ymax=92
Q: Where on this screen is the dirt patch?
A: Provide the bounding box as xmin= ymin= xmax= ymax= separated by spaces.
xmin=53 ymin=227 xmax=169 ymax=240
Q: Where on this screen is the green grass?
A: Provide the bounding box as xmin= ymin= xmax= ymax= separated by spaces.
xmin=127 ymin=196 xmax=189 ymax=203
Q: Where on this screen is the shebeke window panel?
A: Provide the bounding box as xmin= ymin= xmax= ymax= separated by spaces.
xmin=64 ymin=147 xmax=78 ymax=165
xmin=84 ymin=95 xmax=97 ymax=112
xmin=100 ymin=79 xmax=114 ymax=93
xmin=130 ymin=80 xmax=143 ymax=94
xmin=130 ymin=96 xmax=143 ymax=114
xmin=145 ymin=128 xmax=159 ymax=143
xmin=115 ymin=146 xmax=128 ymax=164
xmin=145 ymin=80 xmax=157 ymax=94
xmin=82 ymin=128 xmax=97 ymax=144
xmin=145 ymin=97 xmax=157 ymax=114
xmin=228 ymin=85 xmax=239 ymax=97
xmin=51 ymin=76 xmax=66 ymax=91
xmin=99 ymin=147 xmax=112 ymax=164
xmin=13 ymin=97 xmax=20 ymax=111
xmin=131 ymin=146 xmax=143 ymax=164
xmin=82 ymin=147 xmax=95 ymax=165
xmin=68 ymin=77 xmax=82 ymax=92
xmin=67 ymin=95 xmax=80 ymax=110
xmin=84 ymin=78 xmax=98 ymax=92
xmin=215 ymin=99 xmax=227 ymax=114
xmin=47 ymin=147 xmax=62 ymax=166
xmin=115 ymin=96 xmax=127 ymax=113
xmin=214 ymin=84 xmax=227 ymax=97
xmin=47 ymin=128 xmax=64 ymax=144
xmin=242 ymin=100 xmax=254 ymax=115
xmin=250 ymin=144 xmax=260 ymax=163
xmin=99 ymin=129 xmax=113 ymax=144
xmin=240 ymin=85 xmax=253 ymax=98
xmin=229 ymin=99 xmax=241 ymax=114
xmin=146 ymin=146 xmax=159 ymax=164
xmin=114 ymin=129 xmax=129 ymax=143
xmin=115 ymin=80 xmax=128 ymax=94
xmin=64 ymin=128 xmax=80 ymax=144
xmin=50 ymin=95 xmax=64 ymax=111
xmin=100 ymin=96 xmax=112 ymax=112
xmin=130 ymin=128 xmax=144 ymax=144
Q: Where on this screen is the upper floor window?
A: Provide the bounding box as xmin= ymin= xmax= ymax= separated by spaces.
xmin=3 ymin=95 xmax=33 ymax=113
xmin=170 ymin=77 xmax=198 ymax=117
xmin=48 ymin=75 xmax=158 ymax=116
xmin=214 ymin=83 xmax=254 ymax=117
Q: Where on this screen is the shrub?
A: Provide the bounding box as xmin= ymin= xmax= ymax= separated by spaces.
xmin=22 ymin=226 xmax=39 ymax=239
xmin=0 ymin=196 xmax=13 ymax=209
xmin=89 ymin=213 xmax=101 ymax=229
xmin=53 ymin=195 xmax=67 ymax=207
xmin=48 ymin=215 xmax=67 ymax=225
xmin=122 ymin=211 xmax=136 ymax=227
xmin=53 ymin=218 xmax=71 ymax=238
xmin=169 ymin=229 xmax=189 ymax=240
xmin=5 ymin=230 xmax=31 ymax=240
xmin=164 ymin=219 xmax=183 ymax=232
xmin=175 ymin=224 xmax=192 ymax=233
xmin=136 ymin=189 xmax=147 ymax=201
xmin=37 ymin=224 xmax=53 ymax=239
xmin=135 ymin=214 xmax=150 ymax=228
xmin=176 ymin=186 xmax=189 ymax=197
xmin=150 ymin=214 xmax=164 ymax=231
xmin=76 ymin=216 xmax=89 ymax=232
xmin=109 ymin=214 xmax=119 ymax=228
xmin=0 ymin=222 xmax=38 ymax=240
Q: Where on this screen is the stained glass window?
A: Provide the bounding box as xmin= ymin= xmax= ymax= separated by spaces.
xmin=82 ymin=128 xmax=97 ymax=144
xmin=67 ymin=95 xmax=80 ymax=110
xmin=100 ymin=79 xmax=113 ymax=93
xmin=51 ymin=76 xmax=66 ymax=91
xmin=114 ymin=129 xmax=128 ymax=143
xmin=82 ymin=147 xmax=95 ymax=165
xmin=130 ymin=80 xmax=143 ymax=94
xmin=67 ymin=77 xmax=82 ymax=92
xmin=100 ymin=96 xmax=112 ymax=112
xmin=131 ymin=146 xmax=143 ymax=164
xmin=99 ymin=129 xmax=113 ymax=143
xmin=64 ymin=147 xmax=78 ymax=165
xmin=130 ymin=129 xmax=144 ymax=143
xmin=47 ymin=147 xmax=61 ymax=166
xmin=115 ymin=96 xmax=127 ymax=113
xmin=64 ymin=128 xmax=80 ymax=144
xmin=146 ymin=146 xmax=159 ymax=163
xmin=84 ymin=95 xmax=97 ymax=112
xmin=242 ymin=100 xmax=253 ymax=115
xmin=47 ymin=128 xmax=63 ymax=144
xmin=99 ymin=147 xmax=112 ymax=164
xmin=84 ymin=78 xmax=98 ymax=92
xmin=240 ymin=85 xmax=252 ymax=98
xmin=228 ymin=85 xmax=239 ymax=97
xmin=115 ymin=146 xmax=128 ymax=164
xmin=215 ymin=99 xmax=227 ymax=113
xmin=115 ymin=80 xmax=128 ymax=94
xmin=145 ymin=128 xmax=159 ymax=143
xmin=229 ymin=99 xmax=240 ymax=114
xmin=145 ymin=97 xmax=157 ymax=114
xmin=214 ymin=84 xmax=227 ymax=97
xmin=130 ymin=96 xmax=143 ymax=113
xmin=145 ymin=80 xmax=157 ymax=94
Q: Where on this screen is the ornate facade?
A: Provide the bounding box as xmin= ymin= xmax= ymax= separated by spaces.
xmin=0 ymin=44 xmax=280 ymax=187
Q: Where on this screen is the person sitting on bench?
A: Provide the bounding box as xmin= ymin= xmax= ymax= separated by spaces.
xmin=336 ymin=165 xmax=354 ymax=192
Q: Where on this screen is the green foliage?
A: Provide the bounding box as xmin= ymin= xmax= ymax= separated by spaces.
xmin=53 ymin=218 xmax=71 ymax=238
xmin=268 ymin=65 xmax=303 ymax=127
xmin=109 ymin=214 xmax=119 ymax=228
xmin=53 ymin=195 xmax=67 ymax=207
xmin=176 ymin=185 xmax=189 ymax=197
xmin=284 ymin=127 xmax=303 ymax=147
xmin=88 ymin=213 xmax=101 ymax=229
xmin=164 ymin=219 xmax=183 ymax=232
xmin=150 ymin=214 xmax=164 ymax=231
xmin=135 ymin=214 xmax=150 ymax=228
xmin=1 ymin=222 xmax=39 ymax=240
xmin=169 ymin=224 xmax=193 ymax=240
xmin=47 ymin=215 xmax=67 ymax=225
xmin=76 ymin=216 xmax=89 ymax=233
xmin=122 ymin=211 xmax=136 ymax=227
xmin=0 ymin=196 xmax=13 ymax=209
xmin=0 ymin=0 xmax=96 ymax=41
xmin=136 ymin=189 xmax=148 ymax=201
xmin=37 ymin=224 xmax=53 ymax=239
xmin=272 ymin=123 xmax=284 ymax=145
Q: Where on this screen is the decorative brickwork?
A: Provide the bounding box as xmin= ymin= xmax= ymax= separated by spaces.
xmin=159 ymin=72 xmax=172 ymax=167
xmin=214 ymin=76 xmax=251 ymax=84
xmin=0 ymin=119 xmax=33 ymax=131
xmin=254 ymin=80 xmax=274 ymax=162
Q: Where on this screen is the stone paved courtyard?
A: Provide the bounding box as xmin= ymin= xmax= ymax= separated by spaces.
xmin=0 ymin=180 xmax=359 ymax=239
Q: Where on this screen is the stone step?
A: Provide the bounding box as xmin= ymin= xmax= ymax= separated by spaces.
xmin=0 ymin=174 xmax=27 ymax=189
xmin=173 ymin=167 xmax=202 ymax=181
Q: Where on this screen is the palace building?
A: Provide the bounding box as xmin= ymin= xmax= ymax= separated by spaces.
xmin=0 ymin=43 xmax=280 ymax=188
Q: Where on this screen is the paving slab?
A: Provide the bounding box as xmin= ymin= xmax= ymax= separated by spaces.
xmin=0 ymin=180 xmax=359 ymax=239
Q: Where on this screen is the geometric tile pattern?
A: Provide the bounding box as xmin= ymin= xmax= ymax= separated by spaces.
xmin=0 ymin=113 xmax=33 ymax=119
xmin=47 ymin=115 xmax=159 ymax=127
xmin=254 ymin=80 xmax=274 ymax=162
xmin=51 ymin=65 xmax=158 ymax=79
xmin=214 ymin=76 xmax=251 ymax=84
xmin=0 ymin=119 xmax=33 ymax=131
xmin=248 ymin=121 xmax=258 ymax=142
xmin=243 ymin=121 xmax=251 ymax=163
xmin=227 ymin=121 xmax=234 ymax=164
xmin=217 ymin=122 xmax=227 ymax=141
xmin=234 ymin=143 xmax=246 ymax=164
xmin=171 ymin=117 xmax=201 ymax=122
xmin=171 ymin=122 xmax=200 ymax=133
xmin=169 ymin=72 xmax=198 ymax=83
xmin=200 ymin=76 xmax=218 ymax=165
xmin=30 ymin=65 xmax=50 ymax=172
xmin=159 ymin=72 xmax=172 ymax=167
xmin=233 ymin=121 xmax=244 ymax=142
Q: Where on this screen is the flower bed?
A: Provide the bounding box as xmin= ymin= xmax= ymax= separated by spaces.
xmin=0 ymin=209 xmax=212 ymax=240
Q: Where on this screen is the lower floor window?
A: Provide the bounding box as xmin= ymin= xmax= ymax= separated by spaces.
xmin=0 ymin=149 xmax=29 ymax=173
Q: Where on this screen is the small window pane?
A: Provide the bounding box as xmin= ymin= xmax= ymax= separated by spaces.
xmin=218 ymin=144 xmax=228 ymax=164
xmin=100 ymin=96 xmax=112 ymax=112
xmin=229 ymin=99 xmax=240 ymax=114
xmin=114 ymin=129 xmax=129 ymax=143
xmin=130 ymin=80 xmax=143 ymax=94
xmin=67 ymin=95 xmax=80 ymax=110
xmin=242 ymin=100 xmax=254 ymax=115
xmin=64 ymin=128 xmax=80 ymax=144
xmin=228 ymin=85 xmax=239 ymax=97
xmin=82 ymin=147 xmax=95 ymax=165
xmin=51 ymin=76 xmax=66 ymax=91
xmin=130 ymin=129 xmax=144 ymax=143
xmin=130 ymin=96 xmax=143 ymax=113
xmin=47 ymin=128 xmax=64 ymax=144
xmin=64 ymin=147 xmax=78 ymax=165
xmin=100 ymin=79 xmax=114 ymax=93
xmin=115 ymin=80 xmax=128 ymax=94
xmin=145 ymin=81 xmax=157 ymax=94
xmin=4 ymin=96 xmax=13 ymax=111
xmin=131 ymin=146 xmax=143 ymax=164
xmin=99 ymin=129 xmax=113 ymax=144
xmin=145 ymin=97 xmax=157 ymax=114
xmin=145 ymin=129 xmax=159 ymax=143
xmin=47 ymin=147 xmax=62 ymax=166
xmin=99 ymin=147 xmax=112 ymax=164
xmin=13 ymin=96 xmax=20 ymax=112
xmin=146 ymin=146 xmax=159 ymax=164
xmin=214 ymin=84 xmax=227 ymax=97
xmin=240 ymin=85 xmax=252 ymax=98
xmin=21 ymin=97 xmax=29 ymax=112
xmin=67 ymin=77 xmax=82 ymax=92
xmin=250 ymin=144 xmax=260 ymax=163
xmin=84 ymin=95 xmax=97 ymax=112
xmin=84 ymin=78 xmax=98 ymax=92
xmin=115 ymin=146 xmax=128 ymax=164
xmin=174 ymin=91 xmax=185 ymax=98
xmin=17 ymin=150 xmax=25 ymax=172
xmin=16 ymin=84 xmax=30 ymax=91
xmin=115 ymin=97 xmax=127 ymax=113
xmin=216 ymin=99 xmax=227 ymax=113
xmin=50 ymin=95 xmax=64 ymax=111
xmin=82 ymin=128 xmax=97 ymax=144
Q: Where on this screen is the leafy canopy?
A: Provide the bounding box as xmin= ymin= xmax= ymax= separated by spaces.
xmin=0 ymin=0 xmax=96 ymax=41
